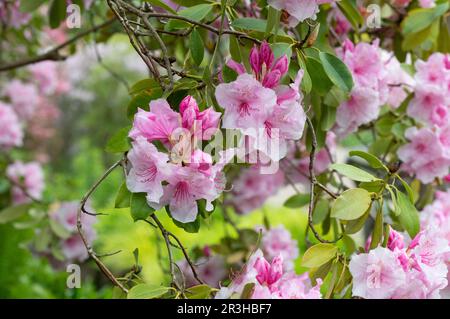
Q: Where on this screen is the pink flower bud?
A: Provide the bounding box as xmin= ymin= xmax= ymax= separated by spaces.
xmin=226 ymin=59 xmax=245 ymax=75
xmin=262 ymin=69 xmax=281 ymax=88
xmin=259 ymin=41 xmax=274 ymax=68
xmin=179 ymin=95 xmax=199 ymax=116
xmin=272 ymin=55 xmax=289 ymax=75
xmin=249 ymin=46 xmax=261 ymax=75
xmin=387 ymin=228 xmax=405 ymax=251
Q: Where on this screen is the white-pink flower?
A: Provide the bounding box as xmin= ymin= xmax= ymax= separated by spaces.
xmin=268 ymin=0 xmax=336 ymax=26
xmin=3 ymin=79 xmax=38 ymax=120
xmin=216 ymin=73 xmax=277 ymax=130
xmin=0 ymin=102 xmax=23 ymax=149
xmin=6 ymin=161 xmax=45 ymax=205
xmin=349 ymin=247 xmax=406 ymax=299
xmin=126 ymin=136 xmax=172 ymax=203
xmin=397 ymin=126 xmax=450 ymax=183
xmin=260 ymin=225 xmax=299 ymax=271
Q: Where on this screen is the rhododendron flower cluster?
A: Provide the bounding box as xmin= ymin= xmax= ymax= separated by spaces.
xmin=268 ymin=0 xmax=337 ymax=26
xmin=6 ymin=161 xmax=45 ymax=205
xmin=350 ymin=228 xmax=450 ymax=299
xmin=335 ymin=40 xmax=413 ymax=136
xmin=177 ymin=246 xmax=227 ymax=288
xmin=216 ymin=249 xmax=322 ymax=299
xmin=227 ymin=165 xmax=285 ymax=215
xmin=407 ymin=53 xmax=450 ymax=128
xmin=217 ymin=41 xmax=306 ymax=161
xmin=260 ymin=225 xmax=299 ymax=271
xmin=50 ymin=201 xmax=97 ymax=263
xmin=0 ymin=101 xmax=23 ymax=149
xmin=0 ymin=0 xmax=30 ymax=29
xmin=126 ymin=96 xmax=228 ymax=223
xmin=397 ymin=126 xmax=450 ymax=183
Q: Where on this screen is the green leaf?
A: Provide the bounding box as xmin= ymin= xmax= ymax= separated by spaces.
xmin=167 ymin=3 xmax=214 ymax=29
xmin=349 ymin=150 xmax=387 ymax=170
xmin=402 ymin=2 xmax=449 ymax=35
xmin=127 ymin=94 xmax=151 ymax=119
xmin=296 ymin=51 xmax=312 ymax=94
xmin=319 ymin=52 xmax=354 ymax=93
xmin=240 ymin=283 xmax=255 ymax=299
xmin=186 ymin=285 xmax=212 ymax=299
xmin=283 ymin=194 xmax=310 ymax=208
xmin=129 ymin=78 xmax=163 ymax=96
xmin=49 ymin=0 xmax=66 ymax=29
xmin=231 ymin=18 xmax=268 ymax=33
xmin=320 ymin=106 xmax=337 ymax=131
xmin=344 ymin=208 xmax=370 ymax=234
xmin=336 ymin=0 xmax=364 ymax=30
xmin=330 ymin=163 xmax=379 ymax=182
xmin=115 ymin=182 xmax=131 ymax=209
xmin=331 ymin=188 xmax=372 ymax=220
xmin=127 ymin=284 xmax=169 ymax=299
xmin=302 ymin=243 xmax=338 ymax=268
xmin=222 ymin=64 xmax=238 ymax=83
xmin=396 ymin=175 xmax=415 ymax=203
xmin=189 ymin=28 xmax=204 ymax=65
xmin=130 ymin=193 xmax=154 ymax=221
xmin=105 ymin=126 xmax=131 ymax=153
xmin=144 ymin=0 xmax=177 ymax=14
xmin=395 ymin=190 xmax=420 ymax=238
xmin=0 ymin=204 xmax=32 ymax=224
xmin=305 ymin=57 xmax=333 ymax=96
xmin=370 ymin=208 xmax=383 ymax=250
xmin=312 ymin=199 xmax=329 ymax=224
xmin=172 ymin=217 xmax=200 ymax=233
xmin=265 ymin=6 xmax=280 ymax=37
xmin=20 ymin=0 xmax=47 ymax=12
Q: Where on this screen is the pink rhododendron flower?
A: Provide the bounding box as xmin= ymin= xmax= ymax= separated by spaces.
xmin=0 ymin=102 xmax=23 ymax=149
xmin=217 ymin=42 xmax=306 ymax=161
xmin=260 ymin=225 xmax=299 ymax=271
xmin=177 ymin=254 xmax=228 ymax=288
xmin=0 ymin=0 xmax=31 ymax=29
xmin=126 ymin=136 xmax=172 ymax=203
xmin=129 ymin=97 xmax=220 ymax=147
xmin=3 ymin=79 xmax=38 ymax=120
xmin=216 ymin=73 xmax=277 ymax=130
xmin=419 ymin=0 xmax=436 ymax=8
xmin=29 ymin=61 xmax=60 ymax=95
xmin=407 ymin=53 xmax=450 ymax=127
xmin=216 ymin=249 xmax=322 ymax=299
xmin=6 ymin=161 xmax=45 ymax=205
xmin=328 ymin=6 xmax=352 ymax=37
xmin=349 ymin=247 xmax=406 ymax=299
xmin=397 ymin=126 xmax=450 ymax=183
xmin=50 ymin=201 xmax=96 ymax=262
xmin=227 ymin=165 xmax=285 ymax=215
xmin=267 ymin=0 xmax=336 ymax=26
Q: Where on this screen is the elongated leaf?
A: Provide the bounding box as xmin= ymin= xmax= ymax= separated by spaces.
xmin=402 ymin=2 xmax=449 ymax=35
xmin=105 ymin=126 xmax=131 ymax=153
xmin=189 ymin=28 xmax=204 ymax=65
xmin=302 ymin=243 xmax=338 ymax=268
xmin=330 ymin=163 xmax=379 ymax=182
xmin=0 ymin=204 xmax=32 ymax=224
xmin=231 ymin=18 xmax=268 ymax=33
xmin=319 ymin=52 xmax=353 ymax=93
xmin=331 ymin=188 xmax=372 ymax=220
xmin=115 ymin=182 xmax=131 ymax=208
xmin=127 ymin=284 xmax=169 ymax=299
xmin=131 ymin=193 xmax=154 ymax=221
xmin=349 ymin=150 xmax=387 ymax=170
xmin=284 ymin=194 xmax=310 ymax=208
xmin=395 ymin=190 xmax=420 ymax=238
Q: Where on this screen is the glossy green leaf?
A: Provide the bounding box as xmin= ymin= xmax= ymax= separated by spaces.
xmin=284 ymin=194 xmax=310 ymax=208
xmin=331 ymin=188 xmax=372 ymax=220
xmin=395 ymin=190 xmax=420 ymax=238
xmin=127 ymin=284 xmax=169 ymax=299
xmin=105 ymin=126 xmax=131 ymax=153
xmin=330 ymin=163 xmax=379 ymax=182
xmin=319 ymin=52 xmax=354 ymax=93
xmin=115 ymin=182 xmax=131 ymax=209
xmin=349 ymin=150 xmax=387 ymax=170
xmin=130 ymin=193 xmax=154 ymax=221
xmin=189 ymin=28 xmax=204 ymax=65
xmin=302 ymin=243 xmax=338 ymax=268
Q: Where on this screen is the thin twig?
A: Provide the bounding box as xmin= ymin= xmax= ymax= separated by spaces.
xmin=0 ymin=18 xmax=116 ymax=72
